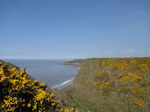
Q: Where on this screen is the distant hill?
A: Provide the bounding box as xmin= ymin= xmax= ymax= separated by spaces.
xmin=60 ymin=59 xmax=85 ymax=65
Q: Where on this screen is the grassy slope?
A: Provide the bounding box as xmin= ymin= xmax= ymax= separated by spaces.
xmin=61 ymin=58 xmax=150 ymax=112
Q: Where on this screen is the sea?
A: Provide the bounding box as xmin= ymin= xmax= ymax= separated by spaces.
xmin=3 ymin=59 xmax=78 ymax=90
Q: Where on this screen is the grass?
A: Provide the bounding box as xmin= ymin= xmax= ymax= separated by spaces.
xmin=62 ymin=57 xmax=150 ymax=112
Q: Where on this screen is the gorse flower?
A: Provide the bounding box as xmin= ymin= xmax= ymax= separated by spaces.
xmin=0 ymin=62 xmax=75 ymax=112
xmin=94 ymin=57 xmax=150 ymax=107
xmin=131 ymin=98 xmax=143 ymax=107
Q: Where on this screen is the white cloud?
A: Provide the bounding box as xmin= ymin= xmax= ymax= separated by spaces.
xmin=129 ymin=50 xmax=134 ymax=52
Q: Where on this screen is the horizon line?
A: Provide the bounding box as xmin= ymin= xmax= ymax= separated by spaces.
xmin=0 ymin=56 xmax=150 ymax=60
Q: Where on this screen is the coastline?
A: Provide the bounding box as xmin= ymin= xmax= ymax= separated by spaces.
xmin=50 ymin=61 xmax=80 ymax=90
xmin=59 ymin=59 xmax=85 ymax=65
xmin=2 ymin=59 xmax=79 ymax=91
xmin=59 ymin=62 xmax=80 ymax=65
xmin=51 ymin=78 xmax=75 ymax=90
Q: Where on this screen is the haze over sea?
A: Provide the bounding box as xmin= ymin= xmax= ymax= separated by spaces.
xmin=3 ymin=59 xmax=78 ymax=90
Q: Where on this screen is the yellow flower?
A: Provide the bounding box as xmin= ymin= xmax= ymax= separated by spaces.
xmin=32 ymin=104 xmax=37 ymax=110
xmin=51 ymin=103 xmax=55 ymax=106
xmin=131 ymin=98 xmax=143 ymax=107
xmin=27 ymin=103 xmax=31 ymax=107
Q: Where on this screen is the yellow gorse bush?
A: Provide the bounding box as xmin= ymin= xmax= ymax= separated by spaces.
xmin=0 ymin=61 xmax=75 ymax=112
xmin=94 ymin=57 xmax=150 ymax=107
xmin=131 ymin=98 xmax=143 ymax=107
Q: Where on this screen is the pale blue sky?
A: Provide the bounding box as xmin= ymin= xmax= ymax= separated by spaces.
xmin=0 ymin=0 xmax=150 ymax=59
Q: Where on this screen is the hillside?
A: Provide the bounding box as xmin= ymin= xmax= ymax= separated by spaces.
xmin=61 ymin=57 xmax=150 ymax=112
xmin=0 ymin=60 xmax=75 ymax=112
xmin=0 ymin=57 xmax=150 ymax=112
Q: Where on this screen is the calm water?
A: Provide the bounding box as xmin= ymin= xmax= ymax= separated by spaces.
xmin=3 ymin=59 xmax=78 ymax=90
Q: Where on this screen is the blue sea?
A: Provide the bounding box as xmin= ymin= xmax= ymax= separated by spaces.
xmin=3 ymin=59 xmax=78 ymax=90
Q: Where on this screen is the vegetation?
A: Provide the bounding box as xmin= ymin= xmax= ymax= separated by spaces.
xmin=0 ymin=61 xmax=75 ymax=112
xmin=0 ymin=57 xmax=149 ymax=112
xmin=94 ymin=57 xmax=150 ymax=107
xmin=63 ymin=57 xmax=150 ymax=112
xmin=86 ymin=58 xmax=112 ymax=60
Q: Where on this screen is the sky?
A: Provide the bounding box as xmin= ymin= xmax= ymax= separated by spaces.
xmin=0 ymin=0 xmax=150 ymax=59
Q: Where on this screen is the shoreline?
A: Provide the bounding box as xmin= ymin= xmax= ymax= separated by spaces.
xmin=51 ymin=78 xmax=75 ymax=90
xmin=54 ymin=63 xmax=80 ymax=91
